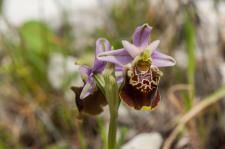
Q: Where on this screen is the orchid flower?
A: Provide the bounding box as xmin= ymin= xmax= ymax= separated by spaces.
xmin=97 ymin=24 xmax=176 ymax=110
xmin=78 ymin=38 xmax=112 ymax=99
xmin=71 ymin=38 xmax=112 ymax=115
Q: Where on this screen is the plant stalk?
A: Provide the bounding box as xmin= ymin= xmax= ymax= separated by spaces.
xmin=103 ymin=64 xmax=120 ymax=149
xmin=108 ymin=108 xmax=118 ymax=149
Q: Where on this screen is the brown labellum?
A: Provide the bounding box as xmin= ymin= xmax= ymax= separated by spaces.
xmin=119 ymin=64 xmax=162 ymax=110
xmin=71 ymin=87 xmax=107 ymax=116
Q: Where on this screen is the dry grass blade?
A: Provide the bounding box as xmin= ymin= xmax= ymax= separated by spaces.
xmin=168 ymin=84 xmax=191 ymax=113
xmin=162 ymin=85 xmax=225 ymax=149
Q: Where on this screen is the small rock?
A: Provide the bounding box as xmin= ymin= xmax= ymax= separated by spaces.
xmin=122 ymin=132 xmax=163 ymax=149
xmin=175 ymin=136 xmax=189 ymax=149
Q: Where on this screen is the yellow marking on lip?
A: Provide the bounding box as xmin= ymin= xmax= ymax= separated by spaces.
xmin=141 ymin=106 xmax=153 ymax=111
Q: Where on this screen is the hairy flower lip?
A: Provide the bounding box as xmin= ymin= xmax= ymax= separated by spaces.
xmin=119 ymin=66 xmax=161 ymax=110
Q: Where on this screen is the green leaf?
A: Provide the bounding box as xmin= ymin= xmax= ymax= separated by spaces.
xmin=0 ymin=141 xmax=7 ymax=149
xmin=184 ymin=10 xmax=196 ymax=109
xmin=45 ymin=143 xmax=69 ymax=149
xmin=116 ymin=127 xmax=128 ymax=149
xmin=0 ymin=0 xmax=3 ymax=14
xmin=97 ymin=118 xmax=108 ymax=149
xmin=18 ymin=20 xmax=54 ymax=54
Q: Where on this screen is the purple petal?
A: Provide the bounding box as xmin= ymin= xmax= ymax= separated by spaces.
xmin=93 ymin=38 xmax=111 ymax=72
xmin=122 ymin=40 xmax=141 ymax=58
xmin=97 ymin=48 xmax=133 ymax=66
xmin=115 ymin=66 xmax=124 ymax=84
xmin=146 ymin=40 xmax=160 ymax=53
xmin=151 ymin=50 xmax=176 ymax=67
xmin=95 ymin=38 xmax=111 ymax=54
xmin=92 ymin=60 xmax=106 ymax=73
xmin=115 ymin=66 xmax=124 ymax=72
xmin=80 ymin=76 xmax=95 ymax=99
xmin=79 ymin=65 xmax=91 ymax=80
xmin=133 ymin=24 xmax=152 ymax=49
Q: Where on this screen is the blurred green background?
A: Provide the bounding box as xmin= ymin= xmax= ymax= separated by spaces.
xmin=0 ymin=0 xmax=225 ymax=149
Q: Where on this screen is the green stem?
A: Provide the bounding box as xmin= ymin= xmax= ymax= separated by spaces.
xmin=108 ymin=109 xmax=118 ymax=149
xmin=184 ymin=9 xmax=196 ymax=110
xmin=107 ymin=76 xmax=119 ymax=149
xmin=97 ymin=118 xmax=108 ymax=149
xmin=103 ymin=64 xmax=120 ymax=149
